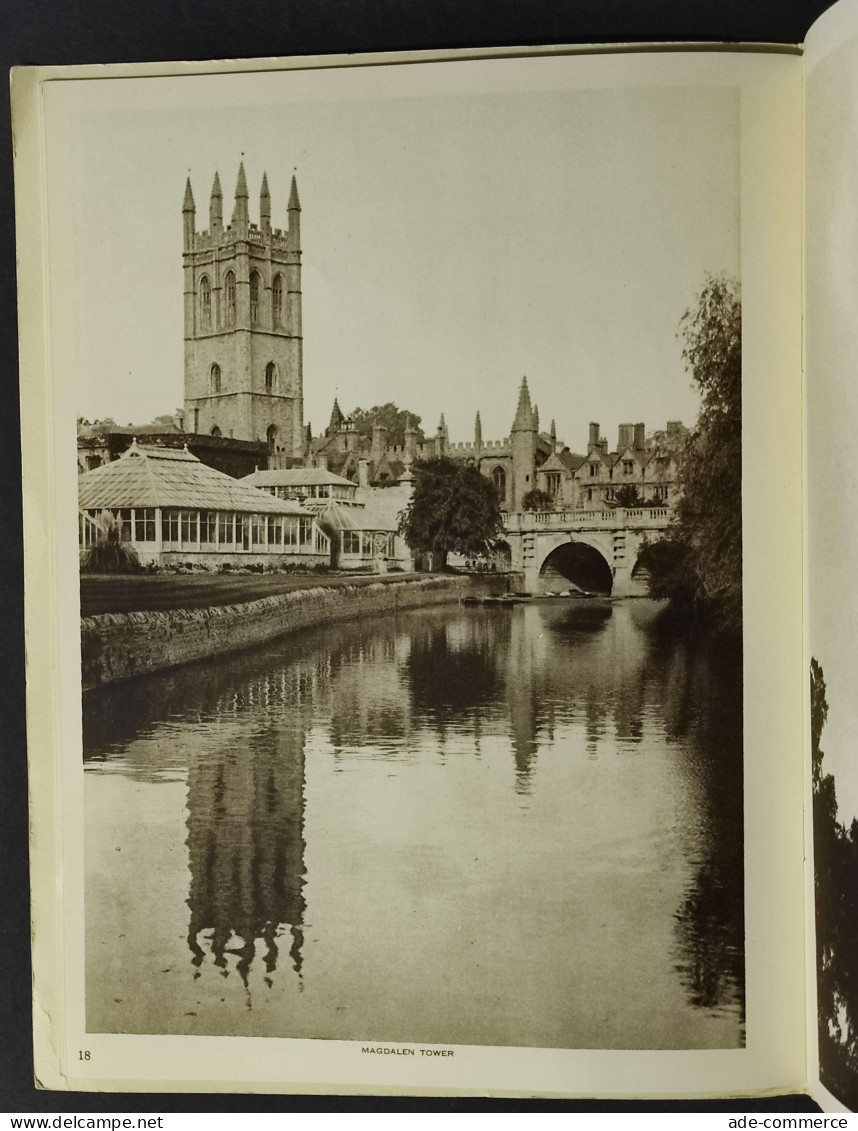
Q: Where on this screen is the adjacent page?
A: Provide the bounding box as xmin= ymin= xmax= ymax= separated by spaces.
xmin=15 ymin=47 xmax=805 ymax=1097
xmin=805 ymin=0 xmax=858 ymax=1114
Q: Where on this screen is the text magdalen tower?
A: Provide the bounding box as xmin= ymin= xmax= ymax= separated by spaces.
xmin=183 ymin=163 xmax=304 ymax=463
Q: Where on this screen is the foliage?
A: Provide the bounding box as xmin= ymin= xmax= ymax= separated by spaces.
xmin=810 ymin=659 xmax=858 ymax=1107
xmin=81 ymin=510 xmax=141 ymax=573
xmin=647 ymin=274 xmax=742 ymax=632
xmin=398 ymin=457 xmax=505 ymax=568
xmin=348 ymin=403 xmax=423 ymax=446
xmin=521 ymin=488 xmax=554 ymax=511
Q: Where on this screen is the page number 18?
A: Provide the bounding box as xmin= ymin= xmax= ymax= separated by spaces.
xmin=79 ymin=1050 xmax=91 ymax=1061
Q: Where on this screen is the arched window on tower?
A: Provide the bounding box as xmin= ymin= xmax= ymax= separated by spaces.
xmin=210 ymin=363 xmax=221 ymax=393
xmin=266 ymin=424 xmax=277 ymax=454
xmin=250 ymin=271 xmax=262 ymax=325
xmin=272 ymin=274 xmax=283 ymax=327
xmin=492 ymin=466 xmax=506 ymax=501
xmin=199 ymin=276 xmax=211 ymax=330
xmin=211 ymin=426 xmax=222 ymax=438
xmin=224 ymin=271 xmax=236 ymax=326
xmin=265 ymin=362 xmax=277 ymax=393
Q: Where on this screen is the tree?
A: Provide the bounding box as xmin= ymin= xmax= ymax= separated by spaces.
xmin=810 ymin=659 xmax=858 ymax=1102
xmin=398 ymin=457 xmax=505 ymax=569
xmin=646 ymin=274 xmax=742 ymax=631
xmin=348 ymin=403 xmax=423 ymax=446
xmin=521 ymin=488 xmax=554 ymax=511
xmin=614 ymin=485 xmax=644 ymax=509
xmin=81 ymin=510 xmax=142 ymax=574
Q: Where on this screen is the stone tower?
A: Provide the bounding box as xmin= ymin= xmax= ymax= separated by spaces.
xmin=510 ymin=376 xmax=538 ymax=509
xmin=183 ymin=163 xmax=304 ymax=465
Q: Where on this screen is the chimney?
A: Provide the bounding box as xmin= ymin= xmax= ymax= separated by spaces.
xmin=618 ymin=423 xmax=634 ymax=451
xmin=317 ymin=451 xmax=328 ymax=472
xmin=371 ymin=422 xmax=388 ymax=464
xmin=358 ymin=458 xmax=369 ymax=487
xmin=404 ymin=415 xmax=419 ymax=463
xmin=634 ymin=422 xmax=646 ymax=450
xmin=589 ymin=422 xmax=600 ymax=449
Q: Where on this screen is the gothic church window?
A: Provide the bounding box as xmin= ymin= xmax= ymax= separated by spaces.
xmin=199 ymin=276 xmax=211 ymax=329
xmin=265 ymin=362 xmax=277 ymax=393
xmin=224 ymin=271 xmax=236 ymax=326
xmin=272 ymin=274 xmax=283 ymax=327
xmin=492 ymin=466 xmax=506 ymax=499
xmin=267 ymin=424 xmax=277 ymax=454
xmin=250 ymin=271 xmax=262 ymax=325
xmin=210 ymin=363 xmax=221 ymax=393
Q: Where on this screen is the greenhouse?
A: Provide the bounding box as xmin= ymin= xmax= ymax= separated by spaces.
xmin=242 ymin=467 xmax=358 ymax=502
xmin=78 ymin=441 xmax=330 ymax=566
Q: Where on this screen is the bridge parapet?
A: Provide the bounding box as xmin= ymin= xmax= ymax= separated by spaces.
xmin=504 ymin=507 xmax=671 ymax=534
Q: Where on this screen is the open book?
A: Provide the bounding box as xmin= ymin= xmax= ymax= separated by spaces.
xmin=12 ymin=0 xmax=858 ymax=1108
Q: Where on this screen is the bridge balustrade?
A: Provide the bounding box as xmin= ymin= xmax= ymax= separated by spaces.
xmin=505 ymin=508 xmax=670 ymax=532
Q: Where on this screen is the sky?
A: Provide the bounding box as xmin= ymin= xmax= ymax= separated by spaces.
xmin=807 ymin=33 xmax=858 ymax=825
xmin=45 ymin=58 xmax=740 ymax=453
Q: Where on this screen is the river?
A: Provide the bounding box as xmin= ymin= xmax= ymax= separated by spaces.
xmin=83 ymin=597 xmax=744 ymax=1049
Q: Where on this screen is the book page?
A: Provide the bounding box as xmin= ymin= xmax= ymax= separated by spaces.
xmin=804 ymin=0 xmax=858 ymax=1114
xmin=16 ymin=46 xmax=804 ymax=1097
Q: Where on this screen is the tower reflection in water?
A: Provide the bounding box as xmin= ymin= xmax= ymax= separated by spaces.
xmin=185 ymin=719 xmax=307 ymax=990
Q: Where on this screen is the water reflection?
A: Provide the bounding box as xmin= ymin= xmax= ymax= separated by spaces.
xmin=185 ymin=723 xmax=307 ymax=993
xmin=84 ymin=600 xmax=744 ymax=1045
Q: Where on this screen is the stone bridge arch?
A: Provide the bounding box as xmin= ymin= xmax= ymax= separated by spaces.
xmin=534 ymin=532 xmax=615 ymax=596
xmin=509 ymin=522 xmax=671 ymax=597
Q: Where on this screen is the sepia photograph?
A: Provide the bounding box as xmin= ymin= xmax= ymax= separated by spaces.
xmin=45 ymin=58 xmax=747 ymax=1057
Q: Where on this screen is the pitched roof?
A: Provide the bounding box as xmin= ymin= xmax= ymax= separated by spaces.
xmin=315 ymin=499 xmax=398 ymax=533
xmin=537 ymin=451 xmax=568 ymax=474
xmin=559 ymin=449 xmax=585 ymax=471
xmin=78 ymin=443 xmax=307 ymax=514
xmin=243 ymin=468 xmax=354 ymax=489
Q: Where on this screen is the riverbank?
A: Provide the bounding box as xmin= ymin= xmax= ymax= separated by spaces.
xmin=81 ymin=573 xmax=507 ymax=691
xmin=81 ymin=569 xmax=437 ymax=616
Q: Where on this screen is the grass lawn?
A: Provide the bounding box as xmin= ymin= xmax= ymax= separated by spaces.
xmin=80 ymin=571 xmax=422 ymax=616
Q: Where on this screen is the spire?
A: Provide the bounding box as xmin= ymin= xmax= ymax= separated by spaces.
xmin=550 ymin=418 xmax=557 ymax=451
xmin=437 ymin=413 xmax=448 ymax=438
xmin=183 ymin=177 xmax=195 ymax=213
xmin=260 ymin=172 xmax=271 ymax=232
xmin=288 ymin=174 xmax=301 ymax=212
xmin=183 ymin=177 xmax=196 ymax=249
xmin=209 ymin=171 xmax=222 ymax=231
xmin=287 ymin=173 xmax=301 ymax=251
xmin=328 ymin=398 xmax=344 ymax=434
xmin=533 ymin=403 xmax=540 ymax=433
xmin=232 ymin=161 xmax=249 ymax=224
xmin=474 ymin=411 xmax=482 ymax=449
xmin=512 ymin=377 xmax=535 ymax=432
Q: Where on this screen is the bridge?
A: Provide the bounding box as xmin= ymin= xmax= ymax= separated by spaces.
xmin=503 ymin=507 xmax=672 ymax=597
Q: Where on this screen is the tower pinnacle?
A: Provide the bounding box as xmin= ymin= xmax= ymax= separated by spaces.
xmin=183 ymin=177 xmax=196 ymax=249
xmin=260 ymin=172 xmax=271 ymax=232
xmin=512 ymin=377 xmax=535 ymax=432
xmin=183 ymin=177 xmax=195 ymax=213
xmin=209 ymin=171 xmax=222 ymax=231
xmin=232 ymin=161 xmax=249 ymax=224
xmin=288 ymin=174 xmax=301 ymax=212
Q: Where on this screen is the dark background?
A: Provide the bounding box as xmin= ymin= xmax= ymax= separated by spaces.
xmin=0 ymin=0 xmax=836 ymax=1114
